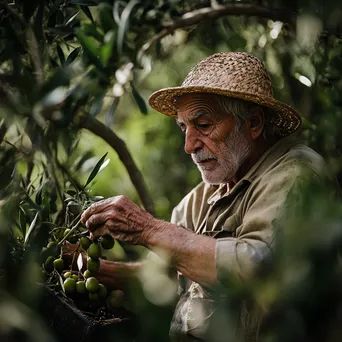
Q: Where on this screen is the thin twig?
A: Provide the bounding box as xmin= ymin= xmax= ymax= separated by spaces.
xmin=57 ymin=218 xmax=82 ymax=246
xmin=78 ymin=115 xmax=156 ymax=216
xmin=138 ymin=3 xmax=295 ymax=59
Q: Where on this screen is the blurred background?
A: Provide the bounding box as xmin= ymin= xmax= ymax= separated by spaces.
xmin=0 ymin=0 xmax=342 ymax=341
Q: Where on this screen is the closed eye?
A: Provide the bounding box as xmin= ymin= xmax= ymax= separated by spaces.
xmin=196 ymin=123 xmax=211 ymax=129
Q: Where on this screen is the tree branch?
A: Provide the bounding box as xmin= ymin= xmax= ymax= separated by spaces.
xmin=78 ymin=116 xmax=156 ymax=216
xmin=138 ymin=3 xmax=295 ymax=59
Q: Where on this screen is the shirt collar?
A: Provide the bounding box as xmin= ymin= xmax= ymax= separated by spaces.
xmin=207 ymin=134 xmax=301 ymax=204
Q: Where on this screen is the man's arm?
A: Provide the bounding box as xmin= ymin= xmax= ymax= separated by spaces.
xmin=96 ymin=259 xmax=143 ymax=291
xmin=146 ymin=220 xmax=217 ymax=288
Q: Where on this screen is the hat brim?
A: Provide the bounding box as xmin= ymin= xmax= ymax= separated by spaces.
xmin=148 ymin=86 xmax=301 ymax=137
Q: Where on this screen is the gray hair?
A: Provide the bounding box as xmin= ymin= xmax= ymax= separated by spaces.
xmin=215 ymin=95 xmax=282 ymax=140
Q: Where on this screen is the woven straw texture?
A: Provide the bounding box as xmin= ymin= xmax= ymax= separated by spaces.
xmin=148 ymin=52 xmax=301 ymax=136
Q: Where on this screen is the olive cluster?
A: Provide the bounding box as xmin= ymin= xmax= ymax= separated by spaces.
xmin=41 ymin=230 xmax=123 ymax=309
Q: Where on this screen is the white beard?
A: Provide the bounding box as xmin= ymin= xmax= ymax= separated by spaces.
xmin=192 ymin=125 xmax=252 ymax=184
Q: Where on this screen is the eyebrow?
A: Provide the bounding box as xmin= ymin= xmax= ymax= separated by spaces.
xmin=176 ymin=111 xmax=209 ymax=126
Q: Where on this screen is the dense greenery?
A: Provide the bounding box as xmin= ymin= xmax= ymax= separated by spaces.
xmin=0 ymin=0 xmax=341 ymax=341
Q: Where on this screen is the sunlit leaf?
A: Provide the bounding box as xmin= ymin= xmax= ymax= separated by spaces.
xmin=98 ymin=158 xmax=110 ymax=173
xmin=64 ymin=11 xmax=80 ymax=26
xmin=131 ymin=81 xmax=148 ymax=115
xmin=24 ymin=212 xmax=39 ymax=245
xmin=58 ymin=272 xmax=65 ymax=293
xmin=77 ymin=253 xmax=83 ymax=271
xmin=83 ymin=152 xmax=108 ymax=189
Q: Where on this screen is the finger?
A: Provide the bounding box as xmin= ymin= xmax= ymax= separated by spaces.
xmin=81 ymin=196 xmax=120 ymax=224
xmin=90 ymin=226 xmax=108 ymax=237
xmin=85 ymin=213 xmax=108 ymax=232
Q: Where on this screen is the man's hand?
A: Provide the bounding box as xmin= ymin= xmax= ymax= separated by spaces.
xmin=80 ymin=196 xmax=157 ymax=246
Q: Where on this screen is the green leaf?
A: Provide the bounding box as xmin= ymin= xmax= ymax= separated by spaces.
xmin=18 ymin=206 xmax=27 ymax=237
xmin=57 ymin=45 xmax=65 ymax=66
xmin=80 ymin=6 xmax=94 ymax=23
xmin=131 ymin=81 xmax=148 ymax=115
xmin=82 ymin=23 xmax=104 ymax=42
xmin=77 ymin=31 xmax=102 ymax=69
xmin=117 ymin=0 xmax=139 ymax=56
xmin=66 ymin=47 xmax=81 ymax=65
xmin=105 ymin=97 xmax=120 ymax=126
xmin=83 ymin=152 xmax=109 ymax=189
xmin=89 ymin=93 xmax=105 ymax=117
xmin=24 ymin=212 xmax=39 ymax=246
xmin=100 ymin=31 xmax=115 ymax=67
xmin=99 ymin=3 xmax=115 ymax=33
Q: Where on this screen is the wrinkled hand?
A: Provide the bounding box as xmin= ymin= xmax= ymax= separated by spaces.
xmin=81 ymin=196 xmax=157 ymax=246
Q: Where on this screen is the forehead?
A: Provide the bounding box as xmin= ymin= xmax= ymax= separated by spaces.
xmin=175 ymin=93 xmax=222 ymax=120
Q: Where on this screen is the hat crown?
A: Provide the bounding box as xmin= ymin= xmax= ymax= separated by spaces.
xmin=182 ymin=52 xmax=274 ymax=98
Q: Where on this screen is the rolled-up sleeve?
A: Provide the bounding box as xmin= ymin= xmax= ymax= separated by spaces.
xmin=216 ymin=160 xmax=321 ymax=283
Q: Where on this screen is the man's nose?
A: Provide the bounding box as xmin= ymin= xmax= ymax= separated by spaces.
xmin=184 ymin=127 xmax=204 ymax=154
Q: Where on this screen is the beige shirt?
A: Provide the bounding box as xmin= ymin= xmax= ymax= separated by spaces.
xmin=170 ymin=136 xmax=331 ymax=341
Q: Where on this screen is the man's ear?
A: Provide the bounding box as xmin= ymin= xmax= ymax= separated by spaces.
xmin=247 ymin=106 xmax=265 ymax=140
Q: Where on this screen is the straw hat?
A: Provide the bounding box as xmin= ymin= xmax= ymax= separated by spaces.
xmin=148 ymin=52 xmax=301 ymax=136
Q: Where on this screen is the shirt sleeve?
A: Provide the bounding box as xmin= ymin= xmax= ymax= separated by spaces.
xmin=215 ymin=159 xmax=325 ymax=283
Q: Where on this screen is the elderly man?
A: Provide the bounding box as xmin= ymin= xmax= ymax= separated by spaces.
xmin=81 ymin=52 xmax=329 ymax=341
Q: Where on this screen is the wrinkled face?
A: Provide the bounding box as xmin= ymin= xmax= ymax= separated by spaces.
xmin=176 ymin=93 xmax=252 ymax=184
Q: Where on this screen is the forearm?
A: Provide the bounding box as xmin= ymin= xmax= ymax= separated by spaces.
xmin=62 ymin=242 xmax=143 ymax=291
xmin=147 ymin=219 xmax=217 ymax=287
xmin=96 ymin=259 xmax=143 ymax=291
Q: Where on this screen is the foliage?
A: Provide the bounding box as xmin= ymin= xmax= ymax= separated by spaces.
xmin=0 ymin=0 xmax=342 ymax=341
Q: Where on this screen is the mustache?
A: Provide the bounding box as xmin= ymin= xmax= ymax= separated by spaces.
xmin=192 ymin=150 xmax=217 ymax=163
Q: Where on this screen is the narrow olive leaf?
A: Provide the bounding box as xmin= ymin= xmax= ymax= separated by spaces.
xmin=89 ymin=93 xmax=105 ymax=117
xmin=57 ymin=45 xmax=65 ymax=65
xmin=105 ymin=96 xmax=120 ymax=126
xmin=83 ymin=152 xmax=108 ymax=189
xmin=131 ymin=81 xmax=148 ymax=115
xmin=89 ymin=196 xmax=104 ymax=201
xmin=80 ymin=5 xmax=94 ymax=23
xmin=19 ymin=207 xmax=27 ymax=236
xmin=77 ymin=253 xmax=83 ymax=271
xmin=24 ymin=212 xmax=39 ymax=245
xmin=117 ymin=0 xmax=139 ymax=56
xmin=66 ymin=47 xmax=81 ymax=65
xmin=98 ymin=158 xmax=110 ymax=173
xmin=58 ymin=272 xmax=65 ymax=293
xmin=64 ymin=10 xmax=80 ymax=26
